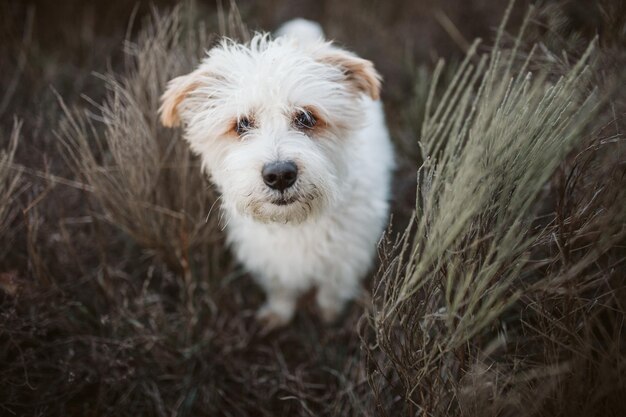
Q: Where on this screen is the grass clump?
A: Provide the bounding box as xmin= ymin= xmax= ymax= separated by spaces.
xmin=58 ymin=7 xmax=225 ymax=277
xmin=365 ymin=5 xmax=626 ymax=416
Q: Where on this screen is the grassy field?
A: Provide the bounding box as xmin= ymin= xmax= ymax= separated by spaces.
xmin=1 ymin=0 xmax=625 ymax=416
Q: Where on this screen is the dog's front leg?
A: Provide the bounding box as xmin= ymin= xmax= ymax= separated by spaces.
xmin=256 ymin=285 xmax=300 ymax=332
xmin=315 ymin=278 xmax=359 ymax=324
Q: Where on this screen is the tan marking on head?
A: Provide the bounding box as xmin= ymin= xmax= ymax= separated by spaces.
xmin=296 ymin=106 xmax=330 ymax=136
xmin=224 ymin=114 xmax=256 ymax=139
xmin=159 ymin=70 xmax=206 ymax=128
xmin=225 ymin=118 xmax=240 ymax=138
xmin=316 ymin=48 xmax=382 ymax=100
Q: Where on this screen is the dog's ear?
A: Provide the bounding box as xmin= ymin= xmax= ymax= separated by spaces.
xmin=315 ymin=47 xmax=382 ymax=100
xmin=159 ymin=70 xmax=207 ymax=128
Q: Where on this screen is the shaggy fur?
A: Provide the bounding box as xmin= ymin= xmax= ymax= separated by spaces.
xmin=159 ymin=19 xmax=394 ymax=328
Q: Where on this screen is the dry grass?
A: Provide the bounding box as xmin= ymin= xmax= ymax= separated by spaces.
xmin=58 ymin=7 xmax=225 ymax=276
xmin=0 ymin=120 xmax=23 ymax=261
xmin=364 ymin=4 xmax=626 ymax=416
xmin=0 ymin=1 xmax=625 ymax=416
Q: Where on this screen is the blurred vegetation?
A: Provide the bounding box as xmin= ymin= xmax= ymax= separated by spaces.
xmin=0 ymin=0 xmax=625 ymax=416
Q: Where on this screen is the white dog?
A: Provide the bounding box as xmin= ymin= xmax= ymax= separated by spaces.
xmin=159 ymin=19 xmax=394 ymax=329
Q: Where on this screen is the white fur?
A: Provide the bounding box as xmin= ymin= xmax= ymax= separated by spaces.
xmin=161 ymin=20 xmax=395 ymax=328
xmin=274 ymin=18 xmax=324 ymax=44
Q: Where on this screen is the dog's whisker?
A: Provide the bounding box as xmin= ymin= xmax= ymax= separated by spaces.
xmin=205 ymin=194 xmax=223 ymax=223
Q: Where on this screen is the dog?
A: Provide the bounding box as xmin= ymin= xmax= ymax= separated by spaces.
xmin=159 ymin=19 xmax=394 ymax=330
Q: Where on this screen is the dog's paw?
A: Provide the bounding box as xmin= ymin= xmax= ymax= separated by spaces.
xmin=316 ymin=289 xmax=349 ymax=324
xmin=318 ymin=304 xmax=343 ymax=324
xmin=255 ymin=304 xmax=292 ymax=334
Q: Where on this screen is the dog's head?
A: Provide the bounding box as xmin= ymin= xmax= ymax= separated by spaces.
xmin=159 ymin=33 xmax=381 ymax=224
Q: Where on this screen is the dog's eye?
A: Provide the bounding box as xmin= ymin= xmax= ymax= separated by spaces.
xmin=294 ymin=110 xmax=316 ymax=130
xmin=235 ymin=117 xmax=253 ymax=135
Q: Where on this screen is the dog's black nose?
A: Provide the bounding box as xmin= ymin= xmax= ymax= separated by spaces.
xmin=262 ymin=161 xmax=298 ymax=191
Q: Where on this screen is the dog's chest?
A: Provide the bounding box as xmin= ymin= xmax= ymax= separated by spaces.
xmin=227 ymin=216 xmax=340 ymax=283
